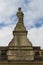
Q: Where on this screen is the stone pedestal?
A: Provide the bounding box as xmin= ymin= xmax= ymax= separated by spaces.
xmin=7 ymin=46 xmax=34 ymax=61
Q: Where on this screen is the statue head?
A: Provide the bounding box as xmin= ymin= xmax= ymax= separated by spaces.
xmin=18 ymin=7 xmax=21 ymax=11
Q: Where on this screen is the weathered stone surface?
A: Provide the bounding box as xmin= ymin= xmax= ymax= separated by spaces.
xmin=0 ymin=62 xmax=43 ymax=65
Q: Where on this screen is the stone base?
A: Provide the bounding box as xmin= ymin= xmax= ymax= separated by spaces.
xmin=7 ymin=55 xmax=34 ymax=61
xmin=7 ymin=47 xmax=34 ymax=61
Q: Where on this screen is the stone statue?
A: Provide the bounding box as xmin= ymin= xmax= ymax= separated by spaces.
xmin=16 ymin=8 xmax=24 ymax=23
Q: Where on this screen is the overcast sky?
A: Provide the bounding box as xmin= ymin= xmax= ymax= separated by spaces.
xmin=0 ymin=0 xmax=43 ymax=49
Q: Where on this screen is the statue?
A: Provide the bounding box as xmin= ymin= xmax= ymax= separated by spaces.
xmin=16 ymin=8 xmax=24 ymax=24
